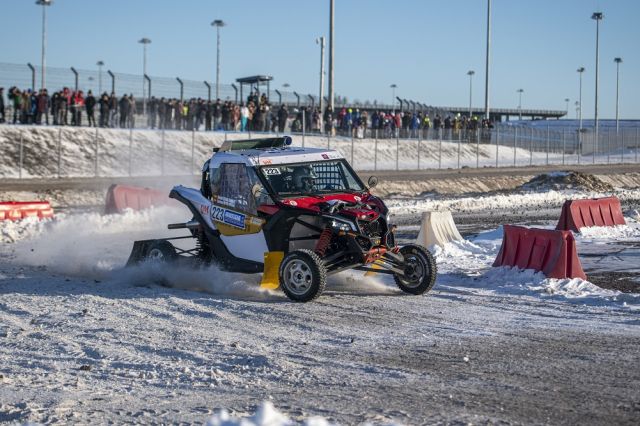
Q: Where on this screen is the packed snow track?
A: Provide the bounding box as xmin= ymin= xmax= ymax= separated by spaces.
xmin=1 ymin=189 xmax=639 ymax=425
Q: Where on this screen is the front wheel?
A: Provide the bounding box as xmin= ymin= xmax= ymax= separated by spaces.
xmin=394 ymin=244 xmax=437 ymax=295
xmin=279 ymin=249 xmax=327 ymax=302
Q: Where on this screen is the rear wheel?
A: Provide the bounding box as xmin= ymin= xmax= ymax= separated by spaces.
xmin=146 ymin=240 xmax=177 ymax=263
xmin=279 ymin=249 xmax=326 ymax=302
xmin=394 ymin=244 xmax=437 ymax=295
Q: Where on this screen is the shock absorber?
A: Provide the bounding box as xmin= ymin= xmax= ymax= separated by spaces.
xmin=314 ymin=226 xmax=333 ymax=257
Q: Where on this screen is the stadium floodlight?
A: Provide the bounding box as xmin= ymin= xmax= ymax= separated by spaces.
xmin=577 ymin=67 xmax=585 ymax=131
xmin=467 ymin=70 xmax=475 ymax=118
xmin=96 ymin=61 xmax=104 ymax=94
xmin=390 ymin=84 xmax=397 ymax=113
xmin=614 ymin=57 xmax=622 ymax=133
xmin=138 ymin=38 xmax=151 ymax=116
xmin=36 ymin=0 xmax=53 ymax=90
xmin=591 ymin=12 xmax=604 ymax=163
xmin=211 ymin=19 xmax=226 ymax=100
xmin=517 ymin=88 xmax=524 ymax=120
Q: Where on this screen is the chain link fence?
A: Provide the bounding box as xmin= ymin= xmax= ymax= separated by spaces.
xmin=0 ymin=124 xmax=638 ymax=180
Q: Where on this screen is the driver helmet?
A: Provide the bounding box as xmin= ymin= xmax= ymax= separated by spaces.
xmin=292 ymin=165 xmax=318 ymax=191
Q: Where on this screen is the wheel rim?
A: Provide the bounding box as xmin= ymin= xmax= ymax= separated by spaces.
xmin=402 ymin=253 xmax=426 ymax=288
xmin=282 ymin=259 xmax=313 ymax=296
xmin=148 ymin=248 xmax=165 ymax=261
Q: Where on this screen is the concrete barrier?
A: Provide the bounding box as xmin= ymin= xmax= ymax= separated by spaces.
xmin=493 ymin=225 xmax=587 ymax=280
xmin=105 ymin=184 xmax=171 ymax=214
xmin=556 ymin=196 xmax=626 ymax=232
xmin=416 ymin=210 xmax=463 ymax=248
xmin=0 ymin=201 xmax=54 ymax=221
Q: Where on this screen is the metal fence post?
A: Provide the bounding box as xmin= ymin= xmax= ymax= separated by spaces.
xmin=562 ymin=129 xmax=566 ymax=165
xmin=513 ymin=127 xmax=517 ymax=167
xmin=350 ymin=132 xmax=354 ymax=167
xmin=546 ymin=125 xmax=550 ymax=166
xmin=57 ymin=128 xmax=62 ymax=178
xmin=621 ymin=128 xmax=624 ymax=164
xmin=457 ymin=129 xmax=461 ymax=169
xmin=607 ymin=128 xmax=612 ymax=164
xmin=302 ymin=109 xmax=306 ymax=147
xmin=374 ymin=129 xmax=378 ymax=171
xmin=94 ymin=128 xmax=99 ymax=177
xmin=161 ymin=129 xmax=165 ymax=176
xmin=128 ymin=128 xmax=133 ymax=177
xmin=529 ymin=127 xmax=533 ymax=166
xmin=417 ymin=128 xmax=421 ymax=170
xmin=636 ymin=128 xmax=639 ymax=163
xmin=475 ymin=129 xmax=479 ymax=168
xmin=396 ymin=131 xmax=399 ymax=171
xmin=438 ymin=134 xmax=442 ymax=169
xmin=18 ymin=133 xmax=23 ymax=179
xmin=495 ymin=127 xmax=499 ymax=168
xmin=191 ymin=129 xmax=196 ymax=174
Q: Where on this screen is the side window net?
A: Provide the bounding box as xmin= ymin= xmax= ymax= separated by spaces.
xmin=211 ymin=163 xmax=257 ymax=215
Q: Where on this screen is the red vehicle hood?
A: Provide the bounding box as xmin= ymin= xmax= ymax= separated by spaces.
xmin=279 ymin=192 xmax=380 ymax=221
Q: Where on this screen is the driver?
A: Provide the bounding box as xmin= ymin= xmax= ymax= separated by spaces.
xmin=292 ymin=165 xmax=318 ymax=192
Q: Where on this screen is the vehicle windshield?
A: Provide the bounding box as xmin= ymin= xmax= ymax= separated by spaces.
xmin=259 ymin=160 xmax=365 ymax=197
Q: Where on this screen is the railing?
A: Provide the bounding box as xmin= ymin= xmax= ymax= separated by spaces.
xmin=0 ymin=124 xmax=638 ymax=180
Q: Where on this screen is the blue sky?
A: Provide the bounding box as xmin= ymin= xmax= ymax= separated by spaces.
xmin=2 ymin=0 xmax=638 ymax=119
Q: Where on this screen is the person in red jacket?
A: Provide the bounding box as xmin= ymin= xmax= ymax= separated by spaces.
xmin=73 ymin=91 xmax=85 ymax=126
xmin=36 ymin=89 xmax=49 ymax=125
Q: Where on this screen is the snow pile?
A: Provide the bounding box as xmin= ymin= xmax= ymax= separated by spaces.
xmin=578 ymin=224 xmax=640 ymax=239
xmin=205 ymin=401 xmax=403 ymax=426
xmin=428 ymin=227 xmax=639 ymax=307
xmin=518 ymin=171 xmax=614 ymax=192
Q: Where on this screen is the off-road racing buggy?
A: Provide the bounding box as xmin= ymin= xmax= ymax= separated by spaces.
xmin=128 ymin=136 xmax=437 ymax=302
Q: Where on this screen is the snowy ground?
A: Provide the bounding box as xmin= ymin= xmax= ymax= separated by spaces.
xmin=1 ymin=189 xmax=640 ymax=424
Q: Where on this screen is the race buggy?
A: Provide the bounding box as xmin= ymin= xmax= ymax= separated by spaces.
xmin=127 ymin=136 xmax=437 ymax=302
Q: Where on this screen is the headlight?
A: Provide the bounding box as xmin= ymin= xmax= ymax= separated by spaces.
xmin=331 ymin=220 xmax=352 ymax=232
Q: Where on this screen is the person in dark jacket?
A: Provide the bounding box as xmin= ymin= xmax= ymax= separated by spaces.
xmin=36 ymin=89 xmax=49 ymax=125
xmin=119 ymin=94 xmax=130 ymax=128
xmin=85 ymin=90 xmax=96 ymax=127
xmin=277 ymin=104 xmax=288 ymax=133
xmin=98 ymin=93 xmax=109 ymax=127
xmin=0 ymin=87 xmax=5 ymax=123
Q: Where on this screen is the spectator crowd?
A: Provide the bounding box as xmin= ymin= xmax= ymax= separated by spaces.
xmin=0 ymin=86 xmax=493 ymax=139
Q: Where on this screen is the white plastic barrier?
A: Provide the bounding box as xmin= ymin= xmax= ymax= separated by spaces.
xmin=416 ymin=210 xmax=463 ymax=248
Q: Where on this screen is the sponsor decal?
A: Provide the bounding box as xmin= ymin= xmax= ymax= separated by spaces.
xmin=261 ymin=159 xmax=273 ymax=165
xmin=354 ymin=196 xmax=361 ymax=202
xmin=200 ymin=204 xmax=210 ymax=215
xmin=210 ymin=205 xmax=246 ymax=229
xmin=263 ymin=167 xmax=281 ymax=176
xmin=321 ymin=154 xmax=329 ymax=159
xmin=288 ymin=200 xmax=298 ymax=206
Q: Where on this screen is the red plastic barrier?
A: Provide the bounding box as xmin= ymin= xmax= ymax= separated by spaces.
xmin=104 ymin=184 xmax=170 ymax=214
xmin=556 ymin=196 xmax=626 ymax=232
xmin=0 ymin=201 xmax=54 ymax=221
xmin=493 ymin=225 xmax=587 ymax=280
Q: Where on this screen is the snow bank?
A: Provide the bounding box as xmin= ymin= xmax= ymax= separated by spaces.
xmin=428 ymin=226 xmax=640 ymax=308
xmin=578 ymin=224 xmax=640 ymax=239
xmin=205 ymin=401 xmax=402 ymax=426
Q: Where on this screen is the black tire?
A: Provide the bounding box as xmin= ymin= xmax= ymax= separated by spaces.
xmin=393 ymin=244 xmax=437 ymax=295
xmin=279 ymin=249 xmax=327 ymax=302
xmin=146 ymin=240 xmax=177 ymax=264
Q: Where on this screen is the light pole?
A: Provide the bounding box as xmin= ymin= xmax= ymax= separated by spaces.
xmin=484 ymin=0 xmax=491 ymax=121
xmin=614 ymin=57 xmax=622 ymax=133
xmin=591 ymin=11 xmax=603 ymax=160
xmin=328 ymin=0 xmax=335 ymax=113
xmin=316 ymin=36 xmax=325 ymax=114
xmin=564 ymin=98 xmax=569 ymax=115
xmin=36 ymin=0 xmax=53 ymax=90
xmin=467 ymin=70 xmax=474 ymax=118
xmin=577 ymin=67 xmax=585 ymax=131
xmin=390 ymin=84 xmax=397 ymax=113
xmin=211 ymin=19 xmax=225 ymax=100
xmin=517 ymin=88 xmax=524 ymax=120
xmin=575 ymin=101 xmax=580 ymax=119
xmin=138 ymin=38 xmax=151 ymax=116
xmin=96 ymin=60 xmax=104 ymax=94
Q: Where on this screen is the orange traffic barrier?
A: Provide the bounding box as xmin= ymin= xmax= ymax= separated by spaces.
xmin=104 ymin=184 xmax=170 ymax=214
xmin=556 ymin=196 xmax=626 ymax=232
xmin=0 ymin=201 xmax=54 ymax=221
xmin=493 ymin=225 xmax=586 ymax=280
